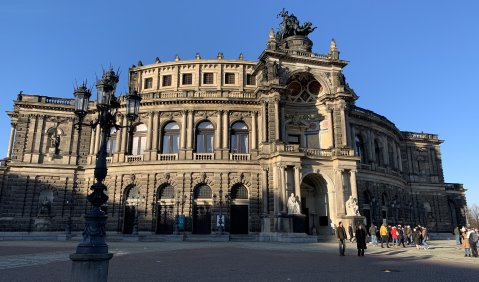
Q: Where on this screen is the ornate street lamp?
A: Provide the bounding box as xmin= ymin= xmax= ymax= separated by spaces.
xmin=70 ymin=68 xmax=141 ymax=282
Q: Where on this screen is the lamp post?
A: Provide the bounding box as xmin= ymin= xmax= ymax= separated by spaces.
xmin=70 ymin=68 xmax=141 ymax=282
xmin=213 ymin=189 xmax=225 ymax=235
xmin=132 ymin=195 xmax=145 ymax=236
xmin=65 ymin=182 xmax=77 ymax=239
xmin=174 ymin=193 xmax=187 ymax=235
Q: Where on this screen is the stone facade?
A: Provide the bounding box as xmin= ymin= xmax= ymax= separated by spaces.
xmin=0 ymin=14 xmax=466 ymax=235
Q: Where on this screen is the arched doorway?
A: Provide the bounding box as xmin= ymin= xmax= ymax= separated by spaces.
xmin=230 ymin=184 xmax=249 ymax=234
xmin=193 ymin=184 xmax=212 ymax=234
xmin=448 ymin=201 xmax=458 ymax=229
xmin=156 ymin=185 xmax=175 ymax=234
xmin=123 ymin=186 xmax=140 ymax=234
xmin=300 ymin=173 xmax=331 ymax=235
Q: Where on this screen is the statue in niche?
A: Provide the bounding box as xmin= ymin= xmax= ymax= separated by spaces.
xmin=346 ymin=195 xmax=360 ymax=216
xmin=38 ymin=196 xmax=52 ymax=217
xmin=287 ymin=193 xmax=301 ymax=215
xmin=49 ymin=129 xmax=60 ymax=155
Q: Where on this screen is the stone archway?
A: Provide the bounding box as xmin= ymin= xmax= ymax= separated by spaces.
xmin=300 ymin=173 xmax=331 ymax=235
xmin=123 ymin=186 xmax=140 ymax=234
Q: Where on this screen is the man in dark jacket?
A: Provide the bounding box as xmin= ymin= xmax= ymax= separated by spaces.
xmin=337 ymin=221 xmax=347 ymax=256
xmin=356 ymin=224 xmax=367 ymax=256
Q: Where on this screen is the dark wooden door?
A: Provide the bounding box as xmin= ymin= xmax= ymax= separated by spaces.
xmin=230 ymin=205 xmax=248 ymax=234
xmin=123 ymin=206 xmax=135 ymax=234
xmin=156 ymin=205 xmax=175 ymax=234
xmin=193 ymin=205 xmax=211 ymax=234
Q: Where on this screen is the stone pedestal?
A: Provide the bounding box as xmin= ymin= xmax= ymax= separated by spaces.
xmin=343 ymin=215 xmax=366 ymax=233
xmin=70 ymin=253 xmax=113 ymax=282
xmin=289 ymin=214 xmax=306 ymax=233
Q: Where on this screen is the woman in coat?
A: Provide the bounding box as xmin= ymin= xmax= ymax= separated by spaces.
xmin=356 ymin=224 xmax=367 ymax=256
xmin=463 ymin=230 xmax=471 ymax=257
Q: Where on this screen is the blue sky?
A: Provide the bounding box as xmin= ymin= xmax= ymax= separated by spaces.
xmin=1 ymin=0 xmax=478 ymax=205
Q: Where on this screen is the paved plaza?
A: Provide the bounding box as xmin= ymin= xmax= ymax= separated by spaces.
xmin=0 ymin=239 xmax=477 ymax=281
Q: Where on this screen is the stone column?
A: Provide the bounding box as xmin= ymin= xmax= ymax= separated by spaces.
xmin=6 ymin=123 xmax=16 ymax=158
xmin=273 ymin=166 xmax=279 ymax=214
xmin=216 ymin=111 xmax=222 ymax=149
xmin=251 ymin=111 xmax=257 ymax=150
xmin=327 ymin=108 xmax=335 ymax=148
xmin=146 ymin=112 xmax=153 ymax=151
xmin=34 ymin=115 xmax=45 ymax=153
xmin=280 ymin=165 xmax=287 ymax=213
xmin=180 ymin=111 xmax=187 ymax=149
xmin=294 ymin=166 xmax=301 ymax=201
xmin=261 ymin=101 xmax=267 ymax=143
xmin=119 ymin=115 xmax=128 ymax=161
xmin=262 ymin=168 xmax=269 ymax=214
xmin=350 ymin=126 xmax=356 ymax=152
xmin=89 ymin=126 xmax=96 ymax=155
xmin=335 ymin=169 xmax=345 ymax=216
xmin=274 ymin=98 xmax=280 ymax=141
xmin=186 ymin=110 xmax=194 ymax=149
xmin=222 ymin=110 xmax=229 ymax=160
xmin=152 ymin=112 xmax=159 ymax=156
xmin=340 ymin=103 xmax=349 ymax=146
xmin=350 ymin=170 xmax=358 ymax=200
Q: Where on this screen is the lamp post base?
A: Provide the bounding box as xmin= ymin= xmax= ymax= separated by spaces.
xmin=70 ymin=253 xmax=113 ymax=282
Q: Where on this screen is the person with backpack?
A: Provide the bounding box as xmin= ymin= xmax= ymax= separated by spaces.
xmin=469 ymin=229 xmax=478 ymax=257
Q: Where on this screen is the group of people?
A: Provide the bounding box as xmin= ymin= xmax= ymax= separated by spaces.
xmin=336 ymin=222 xmax=432 ymax=256
xmin=454 ymin=226 xmax=479 ymax=257
xmin=337 ymin=221 xmax=479 ymax=258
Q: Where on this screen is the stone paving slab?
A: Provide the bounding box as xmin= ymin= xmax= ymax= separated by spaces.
xmin=0 ymin=240 xmax=477 ymax=281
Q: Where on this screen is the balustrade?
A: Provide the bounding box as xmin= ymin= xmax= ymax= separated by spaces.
xmin=193 ymin=153 xmax=214 ymax=160
xmin=229 ymin=153 xmax=250 ymax=161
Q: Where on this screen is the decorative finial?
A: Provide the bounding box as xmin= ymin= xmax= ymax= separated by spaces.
xmin=155 ymin=57 xmax=161 ymax=63
xmin=329 ymin=38 xmax=340 ymax=60
xmin=238 ymin=53 xmax=244 ymax=60
xmin=137 ymin=60 xmax=143 ymax=67
xmin=196 ymin=52 xmax=201 ymax=60
xmin=330 ymin=38 xmax=337 ymax=50
xmin=217 ymin=52 xmax=224 ymax=60
xmin=175 ymin=54 xmax=180 ymax=61
xmin=267 ymin=28 xmax=277 ymax=50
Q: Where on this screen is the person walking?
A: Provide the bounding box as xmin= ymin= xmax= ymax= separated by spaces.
xmin=469 ymin=229 xmax=478 ymax=257
xmin=369 ymin=224 xmax=378 ymax=247
xmin=406 ymin=225 xmax=413 ymax=245
xmin=391 ymin=226 xmax=398 ymax=247
xmin=337 ymin=221 xmax=347 ymax=256
xmin=463 ymin=229 xmax=471 ymax=257
xmin=454 ymin=226 xmax=461 ymax=249
xmin=413 ymin=228 xmax=422 ymax=250
xmin=380 ymin=224 xmax=389 ymax=248
xmin=422 ymin=227 xmax=429 ymax=250
xmin=356 ymin=224 xmax=367 ymax=256
xmin=397 ymin=225 xmax=406 ymax=247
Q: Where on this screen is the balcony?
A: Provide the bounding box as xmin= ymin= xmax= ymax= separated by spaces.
xmin=229 ymin=153 xmax=250 ymax=161
xmin=159 ymin=154 xmax=178 ymax=161
xmin=126 ymin=155 xmax=144 ymax=163
xmin=194 ymin=153 xmax=214 ymax=161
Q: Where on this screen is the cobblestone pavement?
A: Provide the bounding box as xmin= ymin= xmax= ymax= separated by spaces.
xmin=0 ymin=240 xmax=477 ymax=281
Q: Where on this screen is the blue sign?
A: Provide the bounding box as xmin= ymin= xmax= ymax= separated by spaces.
xmin=178 ymin=215 xmax=185 ymax=230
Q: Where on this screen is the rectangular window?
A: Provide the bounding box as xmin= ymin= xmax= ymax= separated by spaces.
xmin=162 ymin=75 xmax=172 ymax=87
xmin=305 ymin=133 xmax=320 ymax=148
xmin=287 ymin=135 xmax=300 ymax=145
xmin=225 ymin=73 xmax=235 ymax=84
xmin=182 ymin=73 xmax=192 ymax=85
xmin=203 ymin=73 xmax=214 ymax=84
xmin=246 ymin=74 xmax=255 ymax=85
xmin=144 ymin=78 xmax=153 ymax=89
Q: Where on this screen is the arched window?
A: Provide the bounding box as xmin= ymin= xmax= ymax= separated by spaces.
xmin=230 ymin=121 xmax=249 ymax=153
xmin=125 ymin=186 xmax=140 ymax=205
xmin=106 ymin=128 xmax=117 ymax=156
xmin=230 ymin=184 xmax=248 ymax=199
xmin=131 ymin=124 xmax=147 ymax=155
xmin=196 ymin=121 xmax=214 ymax=153
xmin=194 ymin=185 xmax=212 ymax=199
xmin=162 ymin=121 xmax=179 ymax=154
xmin=158 ymin=185 xmax=175 ymax=199
xmin=355 ymin=135 xmax=366 ymax=163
